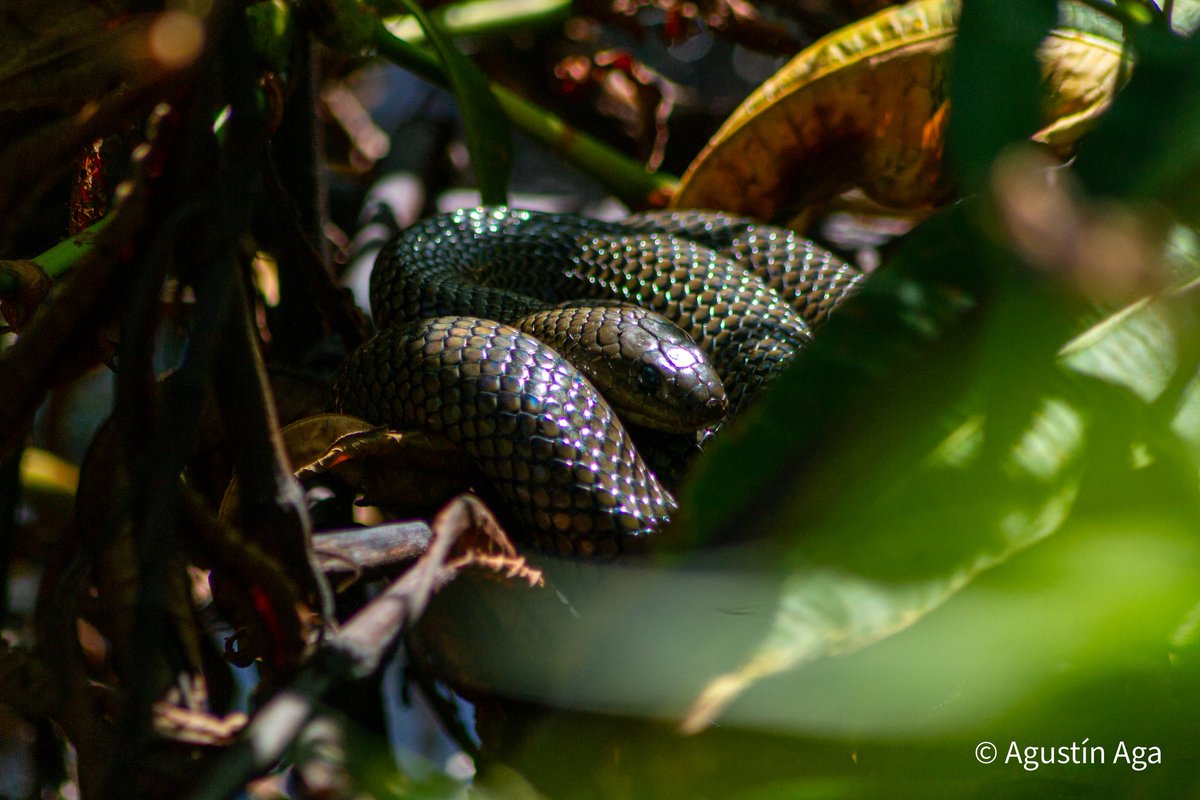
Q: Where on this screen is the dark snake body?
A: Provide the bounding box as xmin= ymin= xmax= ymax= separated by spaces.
xmin=335 ymin=207 xmax=861 ymax=555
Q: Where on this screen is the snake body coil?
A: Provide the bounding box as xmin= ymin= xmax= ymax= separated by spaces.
xmin=335 ymin=207 xmax=861 ymax=554
xmin=337 ymin=316 xmax=672 ymax=557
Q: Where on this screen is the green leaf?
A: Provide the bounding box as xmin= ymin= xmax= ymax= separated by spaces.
xmin=1115 ymin=0 xmax=1165 ymax=25
xmin=1168 ymin=0 xmax=1200 ymax=31
xmin=1072 ymin=23 xmax=1200 ymax=223
xmin=674 ymin=202 xmax=1003 ymax=548
xmin=948 ymin=0 xmax=1058 ymax=191
xmin=246 ymin=0 xmax=295 ymax=76
xmin=383 ymin=0 xmax=572 ymax=44
xmin=693 ymin=511 xmax=1200 ymax=742
xmin=681 ymin=324 xmax=1200 ymax=731
xmin=396 ymin=0 xmax=511 ymax=205
xmin=670 ymin=184 xmax=1200 ymax=726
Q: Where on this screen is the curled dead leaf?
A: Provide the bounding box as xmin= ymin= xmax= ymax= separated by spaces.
xmin=671 ymin=0 xmax=1126 ymax=226
xmin=273 ymin=412 xmax=374 ymax=473
xmin=302 ymin=425 xmax=478 ymax=516
xmin=222 ymin=413 xmax=475 ymax=525
xmin=437 ymin=494 xmax=543 ymax=589
xmin=218 ymin=413 xmax=372 ymax=524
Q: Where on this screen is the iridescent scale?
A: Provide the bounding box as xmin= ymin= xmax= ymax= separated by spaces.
xmin=336 ymin=208 xmax=862 ymax=554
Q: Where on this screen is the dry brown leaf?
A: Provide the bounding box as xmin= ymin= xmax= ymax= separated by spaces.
xmin=440 ymin=494 xmax=544 ymax=589
xmin=152 ymin=702 xmax=249 ymax=747
xmin=671 ymin=0 xmax=1125 ymax=225
xmin=218 ymin=413 xmax=372 ymax=524
xmin=300 ymin=423 xmax=478 ymax=516
xmin=223 ymin=414 xmax=475 ymax=523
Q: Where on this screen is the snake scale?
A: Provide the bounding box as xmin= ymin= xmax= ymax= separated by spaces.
xmin=334 ymin=207 xmax=862 ymax=556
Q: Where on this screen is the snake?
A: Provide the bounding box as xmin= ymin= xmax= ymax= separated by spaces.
xmin=334 ymin=207 xmax=861 ymax=556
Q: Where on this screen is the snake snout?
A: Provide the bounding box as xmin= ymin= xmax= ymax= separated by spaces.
xmin=699 ymin=384 xmax=729 ymax=417
xmin=611 ymin=313 xmax=726 ymax=433
xmin=517 ymin=303 xmax=726 ymax=434
xmin=620 ymin=345 xmax=727 ymax=433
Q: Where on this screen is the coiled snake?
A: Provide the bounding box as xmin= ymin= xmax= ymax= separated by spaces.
xmin=334 ymin=207 xmax=861 ymax=556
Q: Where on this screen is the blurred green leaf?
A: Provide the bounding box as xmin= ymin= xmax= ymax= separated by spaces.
xmin=247 ymin=0 xmax=295 ymax=76
xmin=1057 ymin=0 xmax=1126 ymax=37
xmin=683 ymin=375 xmax=1200 ymax=727
xmin=1168 ymin=0 xmax=1200 ymax=31
xmin=673 ymin=180 xmax=1200 ymax=725
xmin=676 ymin=200 xmax=1088 ymax=551
xmin=383 ymin=0 xmax=572 ymax=44
xmin=949 ymin=0 xmax=1058 ymax=191
xmin=673 ymin=205 xmax=984 ymax=544
xmin=1119 ymin=0 xmax=1169 ymax=24
xmin=396 ymin=0 xmax=511 ymax=204
xmin=1059 ymin=297 xmax=1180 ymax=403
xmin=1072 ymin=23 xmax=1200 ymax=224
xmin=721 ymin=511 xmax=1198 ymax=723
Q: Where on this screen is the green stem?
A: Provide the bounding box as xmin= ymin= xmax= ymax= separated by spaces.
xmin=0 ymin=215 xmax=113 ymax=295
xmin=370 ymin=23 xmax=677 ymax=207
xmin=370 ymin=24 xmax=444 ymax=84
xmin=38 ymin=216 xmax=113 ymax=277
xmin=493 ymin=85 xmax=675 ymax=204
xmin=1073 ymin=0 xmax=1147 ymax=29
xmin=383 ymin=0 xmax=572 ymax=44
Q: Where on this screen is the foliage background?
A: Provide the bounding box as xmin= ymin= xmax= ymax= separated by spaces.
xmin=1 ymin=1 xmax=1200 ymax=798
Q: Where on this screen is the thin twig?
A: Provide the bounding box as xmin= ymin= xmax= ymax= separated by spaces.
xmin=0 ymin=453 xmax=19 ymax=622
xmin=313 ymin=521 xmax=433 ymax=574
xmin=213 ymin=264 xmax=336 ymax=631
xmin=261 ymin=148 xmax=370 ymax=352
xmin=186 ymin=496 xmax=488 ymax=800
xmin=36 ymin=555 xmax=113 ymax=800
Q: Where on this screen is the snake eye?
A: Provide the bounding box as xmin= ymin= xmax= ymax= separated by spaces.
xmin=636 ymin=363 xmax=663 ymax=394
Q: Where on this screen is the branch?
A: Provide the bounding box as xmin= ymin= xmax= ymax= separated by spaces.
xmin=363 ymin=18 xmax=678 ymax=207
xmin=187 ymin=494 xmax=504 ymax=800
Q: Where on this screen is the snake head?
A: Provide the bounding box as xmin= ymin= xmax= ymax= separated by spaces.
xmin=519 ymin=303 xmax=727 ymax=434
xmin=617 ymin=310 xmax=728 ymax=432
